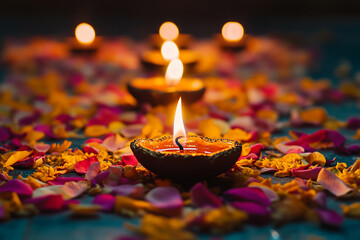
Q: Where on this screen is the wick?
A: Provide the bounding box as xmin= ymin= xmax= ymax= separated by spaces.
xmin=175 ymin=136 xmax=184 ymax=151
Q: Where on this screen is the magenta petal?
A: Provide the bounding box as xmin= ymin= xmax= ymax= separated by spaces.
xmin=82 ymin=146 xmax=99 ymax=154
xmin=291 ymin=167 xmax=323 ymax=180
xmin=111 ymin=184 xmax=144 ymax=199
xmin=316 ymin=208 xmax=343 ymax=227
xmin=74 ymin=156 xmax=98 ymax=174
xmin=122 ymin=155 xmax=138 ymax=166
xmin=0 ymin=205 xmax=6 ymax=219
xmin=231 ymin=201 xmax=271 ymax=224
xmin=317 ymin=168 xmax=352 ymax=197
xmin=239 ymin=153 xmax=259 ymax=160
xmin=325 ymin=130 xmax=346 ymax=147
xmin=0 ymin=127 xmax=10 ymax=142
xmin=93 ymin=194 xmax=115 ymax=211
xmin=0 ymin=173 xmax=10 ymax=182
xmin=249 ymin=186 xmax=279 ymax=202
xmin=92 ymin=170 xmax=110 ymax=186
xmin=85 ymin=162 xmax=101 ymax=181
xmin=23 ymin=195 xmax=64 ymax=211
xmin=103 ymin=166 xmax=123 ymax=187
xmin=145 ymin=187 xmax=183 ymax=210
xmin=189 ymin=182 xmax=222 ymax=208
xmin=49 ymin=177 xmax=85 ymax=185
xmin=250 ymin=143 xmax=264 ymax=155
xmin=347 ymin=117 xmax=360 ymax=129
xmin=224 ymin=187 xmax=271 ymax=206
xmin=0 ymin=179 xmax=33 ymax=197
xmin=314 ymin=192 xmax=327 ymax=208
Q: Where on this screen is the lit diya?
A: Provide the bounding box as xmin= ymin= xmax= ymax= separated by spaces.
xmin=131 ymin=98 xmax=242 ymax=181
xmin=142 ymin=25 xmax=198 ymax=73
xmin=215 ymin=21 xmax=248 ymax=51
xmin=68 ymin=23 xmax=102 ymax=54
xmin=127 ymin=58 xmax=205 ymax=105
xmin=149 ymin=21 xmax=193 ymax=49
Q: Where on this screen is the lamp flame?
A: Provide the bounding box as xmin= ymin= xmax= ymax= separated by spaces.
xmin=161 ymin=41 xmax=180 ymax=61
xmin=165 ymin=58 xmax=183 ymax=87
xmin=75 ymin=23 xmax=96 ymax=44
xmin=159 ymin=22 xmax=179 ymax=41
xmin=221 ymin=22 xmax=244 ymax=42
xmin=173 ymin=97 xmax=186 ymax=146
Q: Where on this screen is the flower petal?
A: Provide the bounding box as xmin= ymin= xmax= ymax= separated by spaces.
xmin=24 ymin=194 xmax=64 ymax=211
xmin=0 ymin=179 xmax=33 ymax=197
xmin=48 ymin=177 xmax=85 ymax=185
xmin=249 ymin=186 xmax=279 ymax=202
xmin=316 ymin=208 xmax=343 ymax=227
xmin=224 ymin=187 xmax=271 ymax=206
xmin=85 ymin=162 xmax=101 ymax=181
xmin=317 ymin=168 xmax=352 ymax=197
xmin=275 ymin=143 xmax=304 ymax=155
xmin=3 ymin=150 xmax=32 ymax=167
xmin=93 ymin=194 xmax=115 ymax=211
xmin=122 ymin=155 xmax=138 ymax=166
xmin=291 ymin=167 xmax=323 ymax=180
xmin=102 ymin=134 xmax=127 ymax=152
xmin=111 ymin=184 xmax=144 ymax=199
xmin=189 ymin=182 xmax=222 ymax=208
xmin=145 ymin=187 xmax=183 ymax=210
xmin=34 ymin=143 xmax=51 ymax=153
xmin=231 ymin=201 xmax=271 ymax=224
xmin=74 ymin=156 xmax=98 ymax=174
xmin=33 ymin=181 xmax=88 ymax=200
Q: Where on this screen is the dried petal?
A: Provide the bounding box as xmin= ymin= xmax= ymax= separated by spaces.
xmin=316 ymin=208 xmax=343 ymax=227
xmin=224 ymin=187 xmax=271 ymax=206
xmin=111 ymin=184 xmax=144 ymax=199
xmin=24 ymin=194 xmax=64 ymax=211
xmin=85 ymin=162 xmax=101 ymax=181
xmin=74 ymin=156 xmax=98 ymax=174
xmin=145 ymin=187 xmax=183 ymax=210
xmin=49 ymin=177 xmax=85 ymax=185
xmin=291 ymin=167 xmax=322 ymax=180
xmin=317 ymin=168 xmax=352 ymax=197
xmin=33 ymin=181 xmax=88 ymax=200
xmin=189 ymin=182 xmax=222 ymax=208
xmin=122 ymin=155 xmax=138 ymax=166
xmin=0 ymin=179 xmax=33 ymax=197
xmin=93 ymin=194 xmax=115 ymax=211
xmin=102 ymin=134 xmax=127 ymax=152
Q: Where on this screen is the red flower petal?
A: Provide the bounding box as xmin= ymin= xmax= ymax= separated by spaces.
xmin=291 ymin=167 xmax=323 ymax=180
xmin=189 ymin=182 xmax=222 ymax=208
xmin=145 ymin=187 xmax=183 ymax=210
xmin=0 ymin=179 xmax=33 ymax=198
xmin=85 ymin=162 xmax=101 ymax=181
xmin=93 ymin=194 xmax=115 ymax=211
xmin=74 ymin=156 xmax=98 ymax=174
xmin=24 ymin=195 xmax=64 ymax=211
xmin=224 ymin=187 xmax=271 ymax=206
xmin=121 ymin=155 xmax=138 ymax=166
xmin=49 ymin=177 xmax=85 ymax=185
xmin=250 ymin=143 xmax=264 ymax=155
xmin=317 ymin=168 xmax=352 ymax=197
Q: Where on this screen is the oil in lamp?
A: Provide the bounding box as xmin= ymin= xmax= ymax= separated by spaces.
xmin=141 ymin=24 xmax=198 ymax=73
xmin=128 ymin=58 xmax=205 ymax=105
xmin=130 ymin=98 xmax=242 ymax=181
xmin=149 ymin=21 xmax=192 ymax=49
xmin=216 ymin=21 xmax=248 ymax=51
xmin=68 ymin=23 xmax=101 ymax=54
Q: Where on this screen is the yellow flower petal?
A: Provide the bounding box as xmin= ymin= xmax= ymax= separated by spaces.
xmin=4 ymin=151 xmax=32 ymax=167
xmin=84 ymin=125 xmax=110 ymax=137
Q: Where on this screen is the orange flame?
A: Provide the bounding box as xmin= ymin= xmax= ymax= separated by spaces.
xmin=173 ymin=97 xmax=186 ymax=146
xmin=75 ymin=23 xmax=95 ymax=44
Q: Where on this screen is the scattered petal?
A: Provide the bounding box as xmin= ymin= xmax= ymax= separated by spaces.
xmin=190 ymin=182 xmax=222 ymax=208
xmin=0 ymin=179 xmax=33 ymax=197
xmin=74 ymin=156 xmax=98 ymax=174
xmin=85 ymin=162 xmax=101 ymax=181
xmin=291 ymin=167 xmax=323 ymax=180
xmin=145 ymin=187 xmax=183 ymax=210
xmin=317 ymin=168 xmax=352 ymax=197
xmin=93 ymin=194 xmax=116 ymax=211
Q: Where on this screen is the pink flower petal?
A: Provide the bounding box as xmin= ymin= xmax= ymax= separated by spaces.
xmin=23 ymin=195 xmax=64 ymax=211
xmin=189 ymin=182 xmax=222 ymax=208
xmin=104 ymin=166 xmax=123 ymax=187
xmin=145 ymin=187 xmax=183 ymax=210
xmin=85 ymin=162 xmax=101 ymax=181
xmin=317 ymin=168 xmax=352 ymax=197
xmin=102 ymin=134 xmax=127 ymax=152
xmin=92 ymin=171 xmax=110 ymax=186
xmin=0 ymin=179 xmax=33 ymax=198
xmin=291 ymin=167 xmax=323 ymax=180
xmin=74 ymin=156 xmax=98 ymax=174
xmin=33 ymin=181 xmax=88 ymax=200
xmin=93 ymin=194 xmax=115 ymax=211
xmin=249 ymin=186 xmax=279 ymax=202
xmin=49 ymin=177 xmax=85 ymax=185
xmin=314 ymin=192 xmax=327 ymax=208
xmin=122 ymin=155 xmax=138 ymax=166
xmin=85 ymin=138 xmax=102 ymax=144
xmin=250 ymin=143 xmax=264 ymax=155
xmin=120 ymin=124 xmax=144 ymax=138
xmin=110 ymin=184 xmax=144 ymax=199
xmin=316 ymin=208 xmax=343 ymax=227
xmin=260 ymin=167 xmax=278 ymax=173
xmin=231 ymin=201 xmax=271 ymax=224
xmin=34 ymin=143 xmax=51 ymax=153
xmin=275 ymin=143 xmax=304 ymax=154
xmin=239 ymin=153 xmax=259 ymax=160
xmin=224 ymin=187 xmax=271 ymax=206
xmin=82 ymin=146 xmax=99 ymax=154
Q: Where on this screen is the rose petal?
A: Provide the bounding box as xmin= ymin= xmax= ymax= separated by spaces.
xmin=49 ymin=177 xmax=86 ymax=185
xmin=347 ymin=117 xmax=360 ymax=129
xmin=250 ymin=143 xmax=264 ymax=155
xmin=0 ymin=127 xmax=10 ymax=142
xmin=145 ymin=187 xmax=183 ymax=210
xmin=260 ymin=167 xmax=278 ymax=174
xmin=224 ymin=187 xmax=271 ymax=206
xmin=189 ymin=182 xmax=222 ymax=208
xmin=33 ymin=181 xmax=88 ymax=200
xmin=122 ymin=155 xmax=138 ymax=166
xmin=0 ymin=173 xmax=10 ymax=182
xmin=74 ymin=156 xmax=98 ymax=174
xmin=231 ymin=201 xmax=271 ymax=224
xmin=34 ymin=143 xmax=51 ymax=153
xmin=102 ymin=134 xmax=127 ymax=152
xmin=249 ymin=186 xmax=279 ymax=202
xmin=120 ymin=124 xmax=144 ymax=138
xmin=3 ymin=150 xmax=32 ymax=167
xmin=92 ymin=171 xmax=110 ymax=186
xmin=104 ymin=166 xmax=123 ymax=187
xmin=111 ymin=184 xmax=144 ymax=199
xmin=291 ymin=167 xmax=323 ymax=180
xmin=23 ymin=195 xmax=64 ymax=211
xmin=0 ymin=179 xmax=33 ymax=197
xmin=314 ymin=191 xmax=327 ymax=208
xmin=316 ymin=208 xmax=343 ymax=227
xmin=93 ymin=194 xmax=115 ymax=211
xmin=317 ymin=168 xmax=352 ymax=197
xmin=275 ymin=143 xmax=304 ymax=155
xmin=85 ymin=162 xmax=101 ymax=181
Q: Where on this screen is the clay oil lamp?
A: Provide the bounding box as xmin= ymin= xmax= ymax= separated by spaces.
xmin=68 ymin=23 xmax=102 ymax=55
xmin=215 ymin=21 xmax=248 ymax=52
xmin=141 ymin=24 xmax=199 ymax=73
xmin=149 ymin=21 xmax=192 ymax=49
xmin=131 ymin=98 xmax=242 ymax=182
xmin=128 ymin=58 xmax=205 ymax=105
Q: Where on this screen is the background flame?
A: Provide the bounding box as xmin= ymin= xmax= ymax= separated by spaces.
xmin=221 ymin=22 xmax=244 ymax=42
xmin=161 ymin=41 xmax=180 ymax=61
xmin=165 ymin=58 xmax=183 ymax=86
xmin=159 ymin=22 xmax=179 ymax=41
xmin=75 ymin=23 xmax=96 ymax=44
xmin=173 ymin=97 xmax=186 ymax=146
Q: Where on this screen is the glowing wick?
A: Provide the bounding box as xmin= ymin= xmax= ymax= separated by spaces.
xmin=222 ymin=22 xmax=244 ymax=42
xmin=159 ymin=22 xmax=179 ymax=41
xmin=173 ymin=97 xmax=186 ymax=148
xmin=165 ymin=58 xmax=183 ymax=87
xmin=161 ymin=41 xmax=180 ymax=61
xmin=75 ymin=23 xmax=96 ymax=45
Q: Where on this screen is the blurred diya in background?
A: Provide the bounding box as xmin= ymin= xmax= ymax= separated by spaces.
xmin=131 ymin=98 xmax=242 ymax=181
xmin=128 ymin=58 xmax=205 ymax=105
xmin=149 ymin=21 xmax=193 ymax=49
xmin=142 ymin=24 xmax=199 ymax=73
xmin=215 ymin=21 xmax=248 ymax=51
xmin=68 ymin=23 xmax=102 ymax=54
